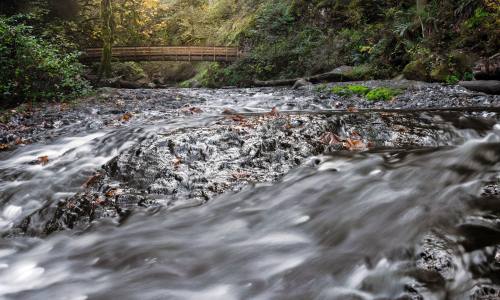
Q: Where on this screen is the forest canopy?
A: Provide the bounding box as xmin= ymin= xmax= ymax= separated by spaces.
xmin=0 ymin=0 xmax=499 ymax=106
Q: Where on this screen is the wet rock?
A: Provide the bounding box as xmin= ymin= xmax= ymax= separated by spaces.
xmin=16 ymin=110 xmax=485 ymax=235
xmin=414 ymin=233 xmax=456 ymax=286
xmin=470 ymin=284 xmax=500 ymax=300
xmin=458 ymin=215 xmax=500 ymax=251
xmin=459 ymin=80 xmax=500 ymax=95
xmin=293 ymin=78 xmax=312 ymax=90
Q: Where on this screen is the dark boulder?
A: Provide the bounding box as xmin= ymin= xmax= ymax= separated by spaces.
xmin=403 ymin=60 xmax=429 ymax=81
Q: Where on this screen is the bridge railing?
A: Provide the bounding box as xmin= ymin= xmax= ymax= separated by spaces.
xmin=83 ymin=46 xmax=242 ymax=62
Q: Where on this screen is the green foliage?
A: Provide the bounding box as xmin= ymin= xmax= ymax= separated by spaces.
xmin=462 ymin=72 xmax=474 ymax=81
xmin=465 ymin=8 xmax=491 ymax=29
xmin=0 ymin=15 xmax=89 ymax=108
xmin=366 ymin=87 xmax=399 ymax=102
xmin=330 ymin=86 xmax=351 ymax=96
xmin=445 ymin=75 xmax=460 ymax=85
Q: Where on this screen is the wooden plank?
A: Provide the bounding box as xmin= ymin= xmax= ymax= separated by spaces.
xmin=82 ymin=46 xmax=241 ymax=62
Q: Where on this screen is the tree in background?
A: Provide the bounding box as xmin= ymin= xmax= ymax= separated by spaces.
xmin=99 ymin=0 xmax=115 ymax=78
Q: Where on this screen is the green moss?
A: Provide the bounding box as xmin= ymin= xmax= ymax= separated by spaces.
xmin=366 ymin=87 xmax=399 ymax=102
xmin=330 ymin=85 xmax=352 ymax=96
xmin=403 ymin=60 xmax=429 ymax=81
xmin=314 ymin=83 xmax=329 ymax=93
xmin=430 ymin=63 xmax=450 ymax=82
xmin=448 ymin=51 xmax=473 ymax=76
xmin=347 ymin=85 xmax=370 ymax=95
xmin=330 ymin=84 xmax=372 ymax=96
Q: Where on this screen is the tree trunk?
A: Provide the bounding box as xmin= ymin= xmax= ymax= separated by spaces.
xmin=98 ymin=0 xmax=114 ymax=79
xmin=416 ymin=0 xmax=427 ymax=38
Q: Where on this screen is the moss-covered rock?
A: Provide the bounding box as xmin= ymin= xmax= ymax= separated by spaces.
xmin=430 ymin=63 xmax=451 ymax=82
xmin=403 ymin=60 xmax=429 ymax=81
xmin=112 ymin=62 xmax=147 ymax=82
xmin=449 ymin=51 xmax=474 ymax=76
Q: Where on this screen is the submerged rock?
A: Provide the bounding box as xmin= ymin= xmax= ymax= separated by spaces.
xmin=14 ymin=110 xmax=497 ymax=236
xmin=292 ymin=78 xmax=312 ymax=89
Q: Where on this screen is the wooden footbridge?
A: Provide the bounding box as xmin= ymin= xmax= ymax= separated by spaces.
xmin=83 ymin=46 xmax=242 ymax=62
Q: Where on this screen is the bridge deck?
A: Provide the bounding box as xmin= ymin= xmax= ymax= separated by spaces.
xmin=83 ymin=46 xmax=241 ymax=62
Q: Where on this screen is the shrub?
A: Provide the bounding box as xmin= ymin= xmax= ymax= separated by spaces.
xmin=0 ymin=16 xmax=89 ymax=108
xmin=366 ymin=87 xmax=399 ymax=101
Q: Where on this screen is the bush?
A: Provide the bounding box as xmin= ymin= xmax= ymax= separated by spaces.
xmin=0 ymin=16 xmax=89 ymax=108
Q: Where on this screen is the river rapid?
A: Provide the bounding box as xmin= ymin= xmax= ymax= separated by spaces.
xmin=1 ymin=82 xmax=500 ymax=299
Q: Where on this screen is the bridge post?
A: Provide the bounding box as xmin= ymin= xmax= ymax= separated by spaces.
xmin=213 ymin=46 xmax=216 ymax=62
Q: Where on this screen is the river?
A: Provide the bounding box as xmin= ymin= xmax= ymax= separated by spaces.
xmin=0 ymin=83 xmax=499 ymax=299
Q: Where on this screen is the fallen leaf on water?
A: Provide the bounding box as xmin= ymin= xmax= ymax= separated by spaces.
xmin=230 ymin=114 xmax=246 ymax=122
xmin=92 ymin=196 xmax=106 ymax=206
xmin=267 ymin=107 xmax=280 ymax=117
xmin=58 ymin=103 xmax=69 ymax=111
xmin=38 ymin=156 xmax=49 ymax=166
xmin=320 ymin=132 xmax=342 ymax=145
xmin=0 ymin=144 xmax=9 ymax=151
xmin=172 ymin=156 xmax=182 ymax=169
xmin=232 ymin=172 xmax=250 ymax=180
xmin=83 ymin=172 xmax=102 ymax=188
xmin=181 ymin=106 xmax=203 ymax=114
xmin=120 ymin=112 xmax=133 ymax=122
xmin=351 ymin=130 xmax=362 ymax=138
xmin=222 ymin=108 xmax=237 ymax=115
xmin=105 ymin=188 xmax=123 ymax=198
xmin=344 ymin=138 xmax=367 ymax=151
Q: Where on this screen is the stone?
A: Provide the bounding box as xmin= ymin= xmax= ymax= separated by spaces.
xmin=292 ymin=78 xmax=312 ymax=89
xmin=430 ymin=63 xmax=450 ymax=82
xmin=403 ymin=60 xmax=429 ymax=81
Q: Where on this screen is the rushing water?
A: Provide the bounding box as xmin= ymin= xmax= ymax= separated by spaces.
xmin=0 ymin=87 xmax=500 ymax=300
